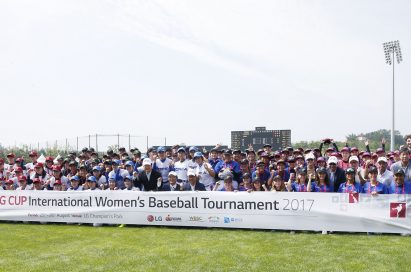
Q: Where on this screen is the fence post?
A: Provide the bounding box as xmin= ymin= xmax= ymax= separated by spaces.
xmin=117 ymin=133 xmax=120 ymax=148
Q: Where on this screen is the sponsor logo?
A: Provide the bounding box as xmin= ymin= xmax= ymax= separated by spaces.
xmin=165 ymin=214 xmax=182 ymax=222
xmin=224 ymin=217 xmax=243 ymax=223
xmin=208 ymin=216 xmax=220 ymax=223
xmin=188 ymin=216 xmax=204 ymax=222
xmin=147 ymin=215 xmax=162 ymax=222
xmin=348 ymin=193 xmax=359 ymax=204
xmin=390 ymin=202 xmax=406 ymax=218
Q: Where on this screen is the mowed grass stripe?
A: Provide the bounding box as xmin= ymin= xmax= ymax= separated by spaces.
xmin=0 ymin=223 xmax=410 ymax=272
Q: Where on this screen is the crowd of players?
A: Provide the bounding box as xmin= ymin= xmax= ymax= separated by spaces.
xmin=1 ymin=136 xmax=411 ymax=195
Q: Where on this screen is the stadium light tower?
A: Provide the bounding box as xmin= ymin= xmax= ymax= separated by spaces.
xmin=383 ymin=40 xmax=403 ymax=151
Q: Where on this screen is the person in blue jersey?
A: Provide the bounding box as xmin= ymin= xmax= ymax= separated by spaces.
xmin=67 ymin=175 xmax=83 ymax=191
xmin=108 ymin=159 xmax=127 ymax=189
xmin=362 ymin=166 xmax=389 ymax=195
xmin=214 ymin=150 xmax=242 ymax=182
xmin=123 ymin=176 xmax=139 ymax=191
xmin=287 ymin=169 xmax=316 ymax=192
xmin=389 ymin=169 xmax=411 ymax=194
xmin=251 ymin=161 xmax=270 ymax=185
xmin=208 ymin=148 xmax=222 ymax=170
xmin=238 ymin=173 xmax=253 ymax=192
xmin=338 ymin=168 xmax=361 ymax=193
xmin=391 ymin=148 xmax=411 ymax=183
xmin=153 ymin=146 xmax=173 ymax=185
xmin=314 ymin=167 xmax=332 ymax=192
xmin=270 ymin=175 xmax=287 ymax=192
xmin=174 ymin=147 xmax=189 ymax=184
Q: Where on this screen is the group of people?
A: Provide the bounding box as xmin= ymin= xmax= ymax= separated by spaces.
xmin=1 ymin=136 xmax=411 ymax=195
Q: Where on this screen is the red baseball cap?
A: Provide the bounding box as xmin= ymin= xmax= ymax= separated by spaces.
xmin=29 ymin=151 xmax=38 ymax=157
xmin=33 ymin=178 xmax=41 ymax=184
xmin=45 ymin=156 xmax=54 ymax=162
xmin=15 ymin=167 xmax=23 ymax=172
xmin=54 ymin=179 xmax=62 ymax=185
xmin=52 ymin=165 xmax=61 ymax=171
xmin=7 ymin=153 xmax=15 ymax=158
xmin=18 ymin=176 xmax=27 ymax=182
xmin=5 ymin=179 xmax=14 ymax=185
xmin=35 ymin=162 xmax=44 ymax=168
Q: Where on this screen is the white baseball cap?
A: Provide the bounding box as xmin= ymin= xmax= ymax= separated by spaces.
xmin=187 ymin=169 xmax=196 ymax=177
xmin=349 ymin=156 xmax=359 ymax=163
xmin=305 ymin=152 xmax=315 ymax=161
xmin=168 ymin=171 xmax=177 ymax=177
xmin=377 ymin=157 xmax=388 ymax=163
xmin=327 ymin=156 xmax=338 ymax=165
xmin=142 ymin=158 xmax=152 ymax=166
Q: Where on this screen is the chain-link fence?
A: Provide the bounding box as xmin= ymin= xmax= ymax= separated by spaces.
xmin=8 ymin=134 xmax=168 ymax=154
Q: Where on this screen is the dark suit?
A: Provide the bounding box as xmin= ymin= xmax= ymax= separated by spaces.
xmin=136 ymin=170 xmax=162 ymax=191
xmin=328 ymin=167 xmax=347 ymax=192
xmin=160 ymin=183 xmax=181 ymax=191
xmin=182 ymin=182 xmax=206 ymax=191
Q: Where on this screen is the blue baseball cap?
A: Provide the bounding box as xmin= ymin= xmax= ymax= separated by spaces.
xmin=108 ymin=173 xmax=116 ymax=180
xmin=157 ymin=146 xmax=166 ymax=153
xmin=193 ymin=152 xmax=203 ymax=159
xmin=70 ymin=175 xmax=79 ymax=181
xmin=87 ymin=176 xmax=97 ymax=182
xmin=125 ymin=161 xmax=134 ymax=167
xmin=92 ymin=166 xmax=102 ymax=172
xmin=177 ymin=147 xmax=186 ymax=153
xmin=189 ymin=146 xmax=198 ymax=152
xmin=112 ymin=159 xmax=121 ymax=165
xmin=124 ymin=175 xmax=133 ymax=181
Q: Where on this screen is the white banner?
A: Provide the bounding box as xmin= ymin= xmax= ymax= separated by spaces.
xmin=0 ymin=191 xmax=410 ymax=234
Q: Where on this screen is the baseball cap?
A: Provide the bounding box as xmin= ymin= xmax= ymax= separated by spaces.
xmin=142 ymin=158 xmax=152 ymax=166
xmin=351 ymin=147 xmax=359 ymax=152
xmin=112 ymin=160 xmax=121 ymax=165
xmin=7 ymin=153 xmax=15 ymax=158
xmin=189 ymin=146 xmax=198 ymax=152
xmin=317 ymin=157 xmax=325 ymax=162
xmin=345 ymin=168 xmax=355 ymax=174
xmin=327 ymin=156 xmax=338 ymax=165
xmin=70 ymin=175 xmax=80 ymax=181
xmin=87 ymin=176 xmax=97 ymax=182
xmin=35 ymin=162 xmax=44 ymax=168
xmin=157 ymin=146 xmax=166 ymax=153
xmin=276 ymin=159 xmax=286 ymax=165
xmin=52 ymin=165 xmax=61 ymax=171
xmin=108 ymin=173 xmax=116 ymax=180
xmin=305 ymin=153 xmax=315 ymax=161
xmin=193 ymin=152 xmax=203 ymax=159
xmin=45 ymin=156 xmax=54 ymax=162
xmin=15 ymin=167 xmax=23 ymax=172
xmin=376 ymin=148 xmax=384 ymax=154
xmin=54 ymin=179 xmax=62 ymax=185
xmin=377 ymin=157 xmax=388 ymax=164
xmin=125 ymin=161 xmax=134 ymax=167
xmin=5 ymin=179 xmax=14 ymax=185
xmin=92 ymin=166 xmax=102 ymax=171
xmin=168 ymin=171 xmax=177 ymax=177
xmin=362 ymin=152 xmax=371 ymax=157
xmin=394 ymin=169 xmax=405 ymax=176
xmin=368 ymin=166 xmax=378 ymax=174
xmin=33 ymin=178 xmax=41 ymax=184
xmin=177 ymin=147 xmax=186 ymax=153
xmin=29 ymin=151 xmax=38 ymax=157
xmin=18 ymin=176 xmax=27 ymax=182
xmin=341 ymin=147 xmax=350 ymax=153
xmin=348 ymin=156 xmax=359 ymax=163
xmin=187 ymin=169 xmax=196 ymax=177
xmin=124 ymin=175 xmax=133 ymax=181
xmin=317 ymin=167 xmax=327 ymax=174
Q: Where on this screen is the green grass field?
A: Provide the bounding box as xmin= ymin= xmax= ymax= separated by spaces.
xmin=0 ymin=222 xmax=410 ymax=272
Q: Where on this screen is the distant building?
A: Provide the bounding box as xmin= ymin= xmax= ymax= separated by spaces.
xmin=231 ymin=127 xmax=291 ymax=151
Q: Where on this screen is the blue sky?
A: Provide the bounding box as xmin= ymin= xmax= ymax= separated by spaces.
xmin=1 ymin=0 xmax=410 ymax=150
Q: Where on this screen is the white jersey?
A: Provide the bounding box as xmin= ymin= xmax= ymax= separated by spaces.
xmin=47 ymin=176 xmax=70 ymax=188
xmin=67 ymin=186 xmax=83 ymax=191
xmin=196 ymin=162 xmax=215 ymax=189
xmin=187 ymin=160 xmax=198 ymax=172
xmin=16 ymin=185 xmax=32 ymax=190
xmin=97 ymin=175 xmax=107 ymax=187
xmin=154 ymin=158 xmax=173 ymax=182
xmin=87 ymin=188 xmax=101 ymax=191
xmin=174 ymin=160 xmax=189 ymax=181
xmin=123 ymin=187 xmax=140 ymax=191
